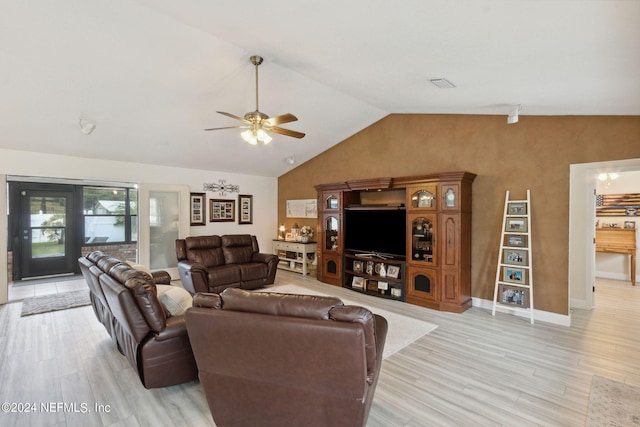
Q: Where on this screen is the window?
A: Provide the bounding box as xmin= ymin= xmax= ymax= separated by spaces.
xmin=83 ymin=187 xmax=137 ymax=244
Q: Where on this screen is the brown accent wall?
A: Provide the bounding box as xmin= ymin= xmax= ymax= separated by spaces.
xmin=278 ymin=114 xmax=640 ymax=315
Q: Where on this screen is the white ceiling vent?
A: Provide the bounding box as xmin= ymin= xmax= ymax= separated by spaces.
xmin=429 ymin=78 xmax=456 ymax=89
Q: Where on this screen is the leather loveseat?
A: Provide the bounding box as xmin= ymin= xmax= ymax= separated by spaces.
xmin=186 ymin=287 xmax=388 ymax=427
xmin=175 ymin=234 xmax=279 ymax=294
xmin=78 ymin=251 xmax=198 ymax=389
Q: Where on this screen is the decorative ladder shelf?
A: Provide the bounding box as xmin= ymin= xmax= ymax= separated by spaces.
xmin=492 ymin=190 xmax=534 ymax=324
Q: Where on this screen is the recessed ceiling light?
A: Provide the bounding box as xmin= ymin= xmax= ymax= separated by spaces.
xmin=429 ymin=78 xmax=456 ymax=89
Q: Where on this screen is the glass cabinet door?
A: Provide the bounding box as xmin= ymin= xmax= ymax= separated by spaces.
xmin=410 ymin=216 xmax=436 ymax=264
xmin=324 ymin=194 xmax=340 ymax=210
xmin=324 ymin=215 xmax=339 ymax=251
xmin=441 ymin=183 xmax=460 ymax=210
xmin=409 ymin=186 xmax=437 ymax=210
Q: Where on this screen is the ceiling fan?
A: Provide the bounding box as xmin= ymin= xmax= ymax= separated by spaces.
xmin=204 ymin=55 xmax=305 ymax=145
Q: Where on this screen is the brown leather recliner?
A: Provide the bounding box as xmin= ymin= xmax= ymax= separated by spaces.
xmin=176 ymin=234 xmax=279 ymax=294
xmin=186 ymin=288 xmax=388 ymax=427
xmin=78 ymin=251 xmax=198 ymax=389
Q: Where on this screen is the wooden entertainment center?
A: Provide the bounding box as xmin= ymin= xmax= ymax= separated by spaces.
xmin=315 ymin=171 xmax=476 ymax=313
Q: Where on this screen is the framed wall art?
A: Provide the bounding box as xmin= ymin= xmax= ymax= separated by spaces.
xmin=507 ymin=202 xmax=527 ymax=215
xmin=190 ymin=193 xmax=206 ymax=226
xmin=238 ymin=194 xmax=253 ymax=225
xmin=498 ymin=284 xmax=530 ymax=308
xmin=503 ymin=249 xmax=527 ymax=266
xmin=503 ymin=266 xmax=526 ymax=284
xmin=504 ymin=234 xmax=527 ymax=248
xmin=505 ymin=217 xmax=528 ymax=233
xmin=210 ymin=199 xmax=235 ymax=222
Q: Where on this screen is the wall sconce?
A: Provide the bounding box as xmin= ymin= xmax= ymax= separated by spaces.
xmin=507 ymin=105 xmax=522 ymax=124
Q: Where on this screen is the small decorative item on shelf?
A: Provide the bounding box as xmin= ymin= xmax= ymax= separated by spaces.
xmin=300 ymin=225 xmax=314 ymax=243
xmin=379 ymin=263 xmax=386 ymax=277
xmin=291 ymin=223 xmax=300 ymax=241
xmin=366 ymin=261 xmax=374 ymax=275
xmin=378 ymin=281 xmax=389 ymax=295
xmin=353 ymin=260 xmax=363 ymax=273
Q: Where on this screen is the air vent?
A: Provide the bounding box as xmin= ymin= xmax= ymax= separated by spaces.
xmin=429 ymin=78 xmax=456 ymax=89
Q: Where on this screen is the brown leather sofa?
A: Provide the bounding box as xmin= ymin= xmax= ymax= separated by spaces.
xmin=186 ymin=288 xmax=388 ymax=427
xmin=78 ymin=251 xmax=198 ymax=389
xmin=175 ymin=234 xmax=279 ymax=294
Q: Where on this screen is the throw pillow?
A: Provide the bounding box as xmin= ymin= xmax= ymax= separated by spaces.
xmin=126 ymin=261 xmax=152 ymax=277
xmin=156 ymin=285 xmax=193 ymax=317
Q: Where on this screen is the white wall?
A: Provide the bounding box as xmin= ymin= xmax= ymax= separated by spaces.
xmin=595 ymin=170 xmax=640 ymax=282
xmin=0 ymin=148 xmax=278 ymax=304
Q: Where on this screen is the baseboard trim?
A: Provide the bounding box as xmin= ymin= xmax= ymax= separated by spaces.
xmin=472 ymin=297 xmax=571 ymax=327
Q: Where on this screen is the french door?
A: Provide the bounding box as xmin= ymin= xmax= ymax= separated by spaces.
xmin=16 ymin=183 xmax=78 ymax=279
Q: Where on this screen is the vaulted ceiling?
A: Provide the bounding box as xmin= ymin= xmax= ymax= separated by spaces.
xmin=2 ymin=1 xmax=638 ymax=177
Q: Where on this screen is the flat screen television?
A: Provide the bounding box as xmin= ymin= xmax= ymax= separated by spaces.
xmin=344 ymin=208 xmax=406 ymax=258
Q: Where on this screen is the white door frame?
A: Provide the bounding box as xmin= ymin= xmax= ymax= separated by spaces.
xmin=138 ymin=183 xmax=190 ymax=279
xmin=0 ymin=174 xmax=7 ymax=305
xmin=569 ymin=158 xmax=640 ymax=311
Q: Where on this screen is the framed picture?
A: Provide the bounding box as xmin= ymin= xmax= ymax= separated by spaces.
xmin=353 ymin=260 xmax=363 ymax=273
xmin=624 ymin=221 xmax=636 ymax=229
xmin=209 ymin=199 xmax=235 ymax=222
xmin=387 ymin=265 xmax=400 ymax=279
xmin=507 ymin=202 xmax=527 ymax=215
xmin=503 ymin=249 xmax=527 ymax=266
xmin=505 ymin=217 xmax=528 ymax=233
xmin=505 ymin=234 xmax=527 ymax=248
xmin=503 ymin=266 xmax=526 ymax=284
xmin=498 ymin=284 xmax=530 ymax=308
xmin=238 ymin=194 xmax=253 ymax=225
xmin=189 ymin=193 xmax=206 ymax=226
xmin=352 ymin=276 xmax=365 ymax=289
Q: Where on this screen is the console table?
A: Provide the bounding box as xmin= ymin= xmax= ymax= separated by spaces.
xmin=596 ymin=228 xmax=637 ymax=286
xmin=273 ymin=240 xmax=317 ymax=275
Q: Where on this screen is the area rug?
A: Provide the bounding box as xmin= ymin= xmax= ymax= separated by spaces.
xmin=20 ymin=289 xmax=91 ymax=317
xmin=586 ymin=375 xmax=640 ymax=426
xmin=259 ymin=284 xmax=438 ymax=359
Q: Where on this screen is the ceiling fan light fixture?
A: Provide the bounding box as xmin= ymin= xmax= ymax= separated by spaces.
xmin=241 ymin=128 xmax=272 ymax=145
xmin=206 ymin=55 xmax=304 ymax=143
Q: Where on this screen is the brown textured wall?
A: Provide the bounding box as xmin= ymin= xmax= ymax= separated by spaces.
xmin=278 ymin=114 xmax=640 ymax=315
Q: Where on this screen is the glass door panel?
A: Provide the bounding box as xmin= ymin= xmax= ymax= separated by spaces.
xmin=17 ymin=186 xmax=76 ymax=279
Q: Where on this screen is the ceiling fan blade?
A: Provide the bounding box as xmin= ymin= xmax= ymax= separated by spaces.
xmin=204 ymin=126 xmax=248 ymax=131
xmin=216 ymin=111 xmax=250 ymax=124
xmin=264 ymin=113 xmax=298 ymax=126
xmin=269 ymin=126 xmax=306 ymax=139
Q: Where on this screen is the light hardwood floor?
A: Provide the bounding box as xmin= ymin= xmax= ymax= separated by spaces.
xmin=1 ymin=273 xmax=638 ymax=426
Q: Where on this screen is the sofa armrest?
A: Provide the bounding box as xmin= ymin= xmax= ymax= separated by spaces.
xmin=154 ymin=315 xmax=188 ymax=341
xmin=177 ymin=261 xmax=209 ymax=294
xmin=252 ymin=252 xmax=278 ymax=265
xmin=151 ymin=270 xmax=172 ymax=285
xmin=192 ymin=292 xmax=223 ymax=309
xmin=252 ymin=252 xmax=279 ymax=284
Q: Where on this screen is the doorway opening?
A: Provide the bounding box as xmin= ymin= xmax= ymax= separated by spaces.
xmin=569 ymin=158 xmax=640 ymax=314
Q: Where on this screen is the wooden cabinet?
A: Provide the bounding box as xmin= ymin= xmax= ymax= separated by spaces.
xmin=315 ymin=186 xmax=352 ymax=286
xmin=596 ymin=227 xmax=636 ymax=286
xmin=272 ymin=240 xmax=317 ymax=275
xmin=316 ymin=172 xmax=475 ymax=312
